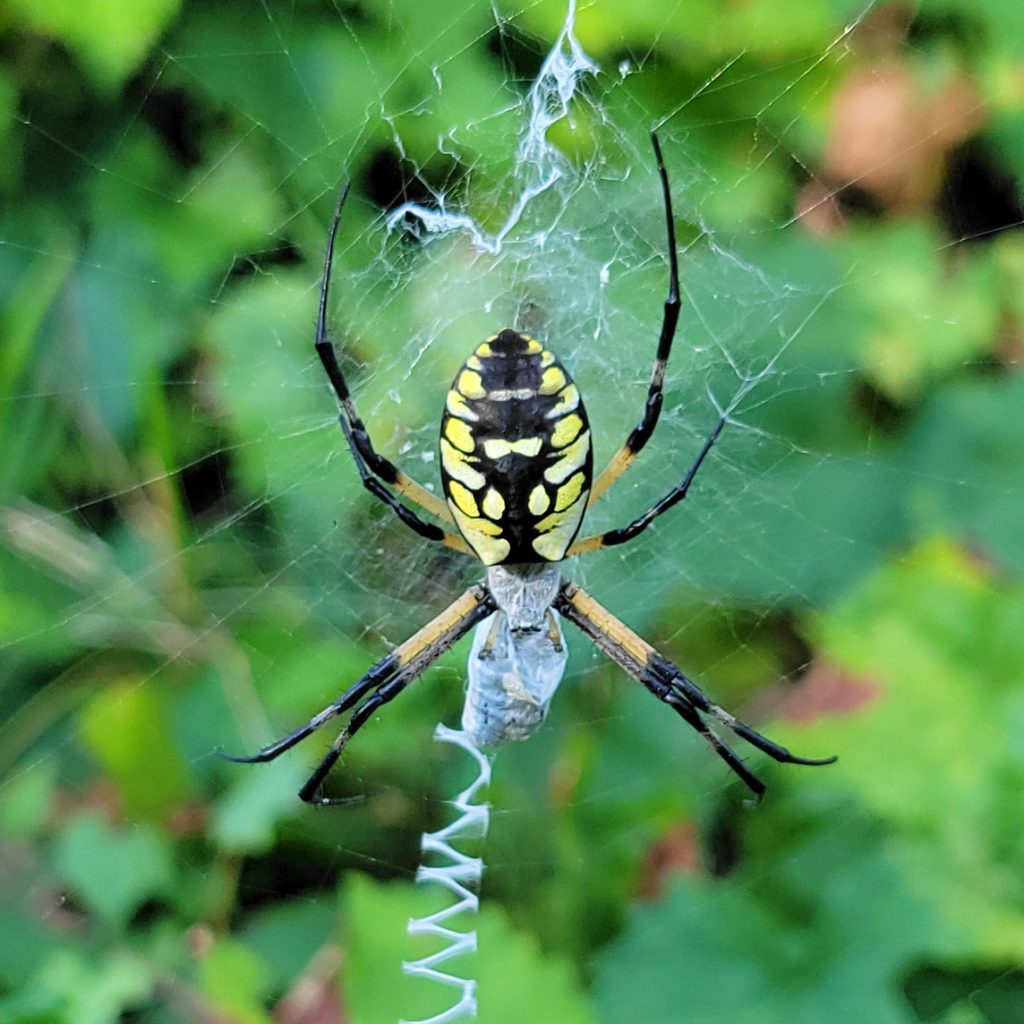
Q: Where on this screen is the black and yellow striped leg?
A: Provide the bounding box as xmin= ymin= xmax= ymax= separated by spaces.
xmin=315 ymin=183 xmax=463 ymax=547
xmin=589 ymin=131 xmax=681 ymax=505
xmin=298 ymin=672 xmax=411 ymax=805
xmin=338 ymin=416 xmax=465 ymax=550
xmin=222 ymin=585 xmax=494 ymax=804
xmin=568 ymin=412 xmax=726 ymax=555
xmin=555 ymin=580 xmax=835 ymax=800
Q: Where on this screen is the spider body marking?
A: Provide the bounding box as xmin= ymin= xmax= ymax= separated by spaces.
xmin=441 ymin=329 xmax=592 ymax=565
xmin=223 ymin=132 xmax=836 ymax=804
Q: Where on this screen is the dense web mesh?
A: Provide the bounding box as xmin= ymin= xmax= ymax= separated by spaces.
xmin=4 ymin=0 xmax=1024 ymax=1021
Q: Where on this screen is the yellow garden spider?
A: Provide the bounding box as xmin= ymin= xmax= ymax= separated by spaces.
xmin=225 ymin=133 xmax=835 ymax=804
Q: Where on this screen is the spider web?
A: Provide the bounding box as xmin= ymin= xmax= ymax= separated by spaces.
xmin=3 ymin=0 xmax=1022 ymax=1022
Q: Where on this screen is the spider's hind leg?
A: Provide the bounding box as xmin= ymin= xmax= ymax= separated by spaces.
xmin=650 ymin=656 xmax=838 ymax=769
xmin=221 ymin=584 xmax=495 ymax=803
xmin=298 ymin=673 xmax=412 ymax=805
xmin=555 ymin=579 xmax=836 ymax=799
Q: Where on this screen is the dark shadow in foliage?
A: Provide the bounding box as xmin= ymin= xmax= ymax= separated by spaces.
xmin=904 ymin=964 xmax=1024 ymax=1024
xmin=939 ymin=139 xmax=1024 ymax=244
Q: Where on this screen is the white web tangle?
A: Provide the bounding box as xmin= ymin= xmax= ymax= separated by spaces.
xmin=400 ymin=725 xmax=492 ymax=1024
xmin=384 ymin=0 xmax=596 ymax=254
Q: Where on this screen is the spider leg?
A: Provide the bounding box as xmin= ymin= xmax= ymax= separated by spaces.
xmin=218 ymin=657 xmax=390 ymax=764
xmin=589 ymin=131 xmax=681 ymax=506
xmin=221 ymin=584 xmax=494 ymax=802
xmin=315 ymin=183 xmax=465 ymax=546
xmin=658 ymin=688 xmax=767 ymax=799
xmin=568 ymin=412 xmax=725 ymax=555
xmin=555 ymin=579 xmax=836 ymax=799
xmin=338 ymin=416 xmax=469 ymax=553
xmin=299 ymin=672 xmax=413 ymax=805
xmin=652 ymin=657 xmax=836 ymax=768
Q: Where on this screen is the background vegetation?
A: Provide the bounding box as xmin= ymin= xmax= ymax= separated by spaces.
xmin=2 ymin=1 xmax=1024 ymax=1022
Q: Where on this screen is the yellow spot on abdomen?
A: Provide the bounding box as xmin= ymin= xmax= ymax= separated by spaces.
xmin=448 ymin=480 xmax=480 ymax=517
xmin=535 ymin=508 xmax=571 ymax=533
xmin=441 ymin=439 xmax=485 ymax=490
xmin=483 ymin=437 xmax=543 ymax=459
xmin=446 ymin=389 xmax=479 ymax=421
xmin=531 ymin=505 xmax=585 ymax=561
xmin=472 ymin=518 xmax=501 ymax=537
xmin=539 ymin=366 xmax=566 ymax=395
xmin=481 ymin=488 xmax=505 ymax=520
xmin=555 ymin=471 xmax=586 ymax=511
xmin=547 ymin=384 xmax=579 ymax=418
xmin=458 ymin=369 xmax=486 ymax=400
xmin=528 ymin=485 xmax=550 ymax=516
xmin=550 ymin=413 xmax=583 ymax=449
xmin=544 ymin=430 xmax=590 ymax=484
xmin=444 ymin=417 xmax=475 ymax=453
xmin=450 ymin=506 xmax=510 ymax=565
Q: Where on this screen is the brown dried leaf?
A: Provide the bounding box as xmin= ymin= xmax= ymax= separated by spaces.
xmin=637 ymin=821 xmax=702 ymax=901
xmin=823 ymin=61 xmax=985 ymax=212
xmin=779 ymin=659 xmax=882 ymax=724
xmin=274 ymin=946 xmax=346 ymax=1024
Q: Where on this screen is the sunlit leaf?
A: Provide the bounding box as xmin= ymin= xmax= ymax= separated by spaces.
xmin=199 ymin=939 xmax=274 ymax=1024
xmin=79 ymin=681 xmax=195 ymax=821
xmin=4 ymin=0 xmax=180 ymax=91
xmin=210 ymin=754 xmax=305 ymax=855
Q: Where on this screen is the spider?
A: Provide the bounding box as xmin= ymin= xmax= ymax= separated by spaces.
xmin=225 ymin=133 xmax=836 ymax=804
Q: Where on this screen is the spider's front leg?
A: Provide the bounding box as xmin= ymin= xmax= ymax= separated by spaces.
xmin=313 ymin=181 xmax=468 ymax=551
xmin=588 ymin=130 xmax=682 ymax=506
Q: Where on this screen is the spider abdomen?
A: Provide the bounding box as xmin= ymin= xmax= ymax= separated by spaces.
xmin=440 ymin=328 xmax=592 ymax=565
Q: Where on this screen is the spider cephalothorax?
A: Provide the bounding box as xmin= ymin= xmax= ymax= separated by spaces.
xmin=225 ymin=132 xmax=836 ymax=804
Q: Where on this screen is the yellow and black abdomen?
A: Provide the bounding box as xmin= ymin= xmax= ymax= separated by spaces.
xmin=439 ymin=328 xmax=592 ymax=566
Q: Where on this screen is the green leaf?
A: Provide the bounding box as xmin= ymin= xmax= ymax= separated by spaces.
xmin=0 ymin=760 xmax=57 ymax=839
xmin=902 ymin=373 xmax=1024 ymax=575
xmin=594 ymin=820 xmax=997 ymax=1024
xmin=0 ymin=905 xmax=63 ymax=990
xmin=343 ymin=873 xmax=593 ymax=1024
xmin=0 ymin=948 xmax=154 ymax=1024
xmin=51 ymin=814 xmax=175 ymax=929
xmin=846 ymin=223 xmax=1000 ymax=402
xmin=79 ymin=681 xmax=195 ymax=821
xmin=170 ymin=12 xmax=381 ymax=170
xmin=210 ymin=754 xmax=305 ymax=855
xmin=804 ymin=539 xmax=1024 ymax=842
xmin=4 ymin=0 xmax=180 ymax=92
xmin=239 ymin=897 xmax=338 ymax=992
xmin=199 ymin=940 xmax=275 ymax=1024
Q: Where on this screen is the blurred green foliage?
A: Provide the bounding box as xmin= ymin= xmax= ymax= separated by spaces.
xmin=2 ymin=0 xmax=1024 ymax=1022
